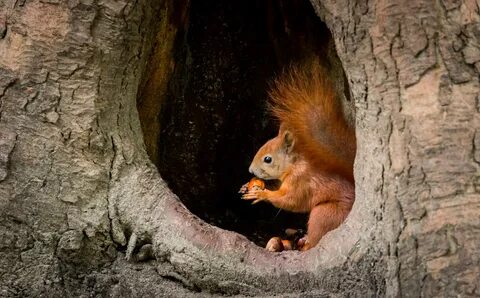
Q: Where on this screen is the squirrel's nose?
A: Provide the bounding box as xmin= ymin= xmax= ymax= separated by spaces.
xmin=248 ymin=165 xmax=254 ymax=175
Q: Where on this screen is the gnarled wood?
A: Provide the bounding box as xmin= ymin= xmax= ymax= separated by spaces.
xmin=0 ymin=0 xmax=478 ymax=296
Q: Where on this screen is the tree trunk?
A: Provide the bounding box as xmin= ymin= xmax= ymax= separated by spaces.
xmin=0 ymin=0 xmax=478 ymax=297
xmin=310 ymin=0 xmax=480 ymax=296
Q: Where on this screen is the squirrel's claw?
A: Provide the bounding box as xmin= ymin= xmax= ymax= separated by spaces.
xmin=241 ymin=192 xmax=257 ymax=200
xmin=238 ymin=183 xmax=249 ymax=194
xmin=251 ymin=198 xmax=265 ymax=205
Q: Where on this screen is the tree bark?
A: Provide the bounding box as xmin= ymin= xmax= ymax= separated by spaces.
xmin=310 ymin=0 xmax=480 ymax=296
xmin=0 ymin=0 xmax=478 ymax=297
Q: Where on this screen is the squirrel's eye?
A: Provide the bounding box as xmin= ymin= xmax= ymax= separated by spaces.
xmin=263 ymin=156 xmax=272 ymax=164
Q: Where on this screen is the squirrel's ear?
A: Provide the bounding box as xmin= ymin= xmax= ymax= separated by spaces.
xmin=282 ymin=130 xmax=295 ymax=153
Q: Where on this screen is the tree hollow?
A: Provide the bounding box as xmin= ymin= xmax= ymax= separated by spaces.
xmin=137 ymin=0 xmax=354 ymax=247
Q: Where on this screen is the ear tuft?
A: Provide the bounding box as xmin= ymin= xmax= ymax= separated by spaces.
xmin=282 ymin=130 xmax=295 ymax=153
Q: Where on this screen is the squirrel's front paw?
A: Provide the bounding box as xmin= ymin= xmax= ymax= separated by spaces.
xmin=242 ymin=190 xmax=267 ymax=204
xmin=239 ymin=177 xmax=265 ymax=194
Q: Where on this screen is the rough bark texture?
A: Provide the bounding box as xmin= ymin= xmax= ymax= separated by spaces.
xmin=0 ymin=0 xmax=478 ymax=297
xmin=310 ymin=0 xmax=480 ymax=296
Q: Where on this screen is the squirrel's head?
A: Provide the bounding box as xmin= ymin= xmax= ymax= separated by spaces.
xmin=249 ymin=130 xmax=295 ymax=180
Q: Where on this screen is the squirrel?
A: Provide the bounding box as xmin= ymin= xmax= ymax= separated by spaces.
xmin=241 ymin=59 xmax=356 ymax=251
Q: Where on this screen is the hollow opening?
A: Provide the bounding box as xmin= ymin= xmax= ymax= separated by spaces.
xmin=137 ymin=0 xmax=353 ymax=247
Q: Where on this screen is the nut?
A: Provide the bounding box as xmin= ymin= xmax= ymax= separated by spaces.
xmin=247 ymin=177 xmax=265 ymax=191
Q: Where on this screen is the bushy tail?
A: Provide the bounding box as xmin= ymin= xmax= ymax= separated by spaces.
xmin=269 ymin=60 xmax=356 ymax=180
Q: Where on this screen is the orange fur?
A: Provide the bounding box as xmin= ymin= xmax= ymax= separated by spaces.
xmin=243 ymin=60 xmax=355 ymax=250
xmin=269 ymin=61 xmax=356 ymax=181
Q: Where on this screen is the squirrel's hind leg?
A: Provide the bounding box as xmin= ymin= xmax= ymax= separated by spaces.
xmin=302 ymin=202 xmax=348 ymax=250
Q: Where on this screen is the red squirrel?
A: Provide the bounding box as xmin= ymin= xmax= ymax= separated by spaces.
xmin=241 ymin=60 xmax=356 ymax=251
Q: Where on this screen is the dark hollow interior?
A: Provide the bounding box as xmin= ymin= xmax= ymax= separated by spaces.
xmin=137 ymin=0 xmax=350 ymax=246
